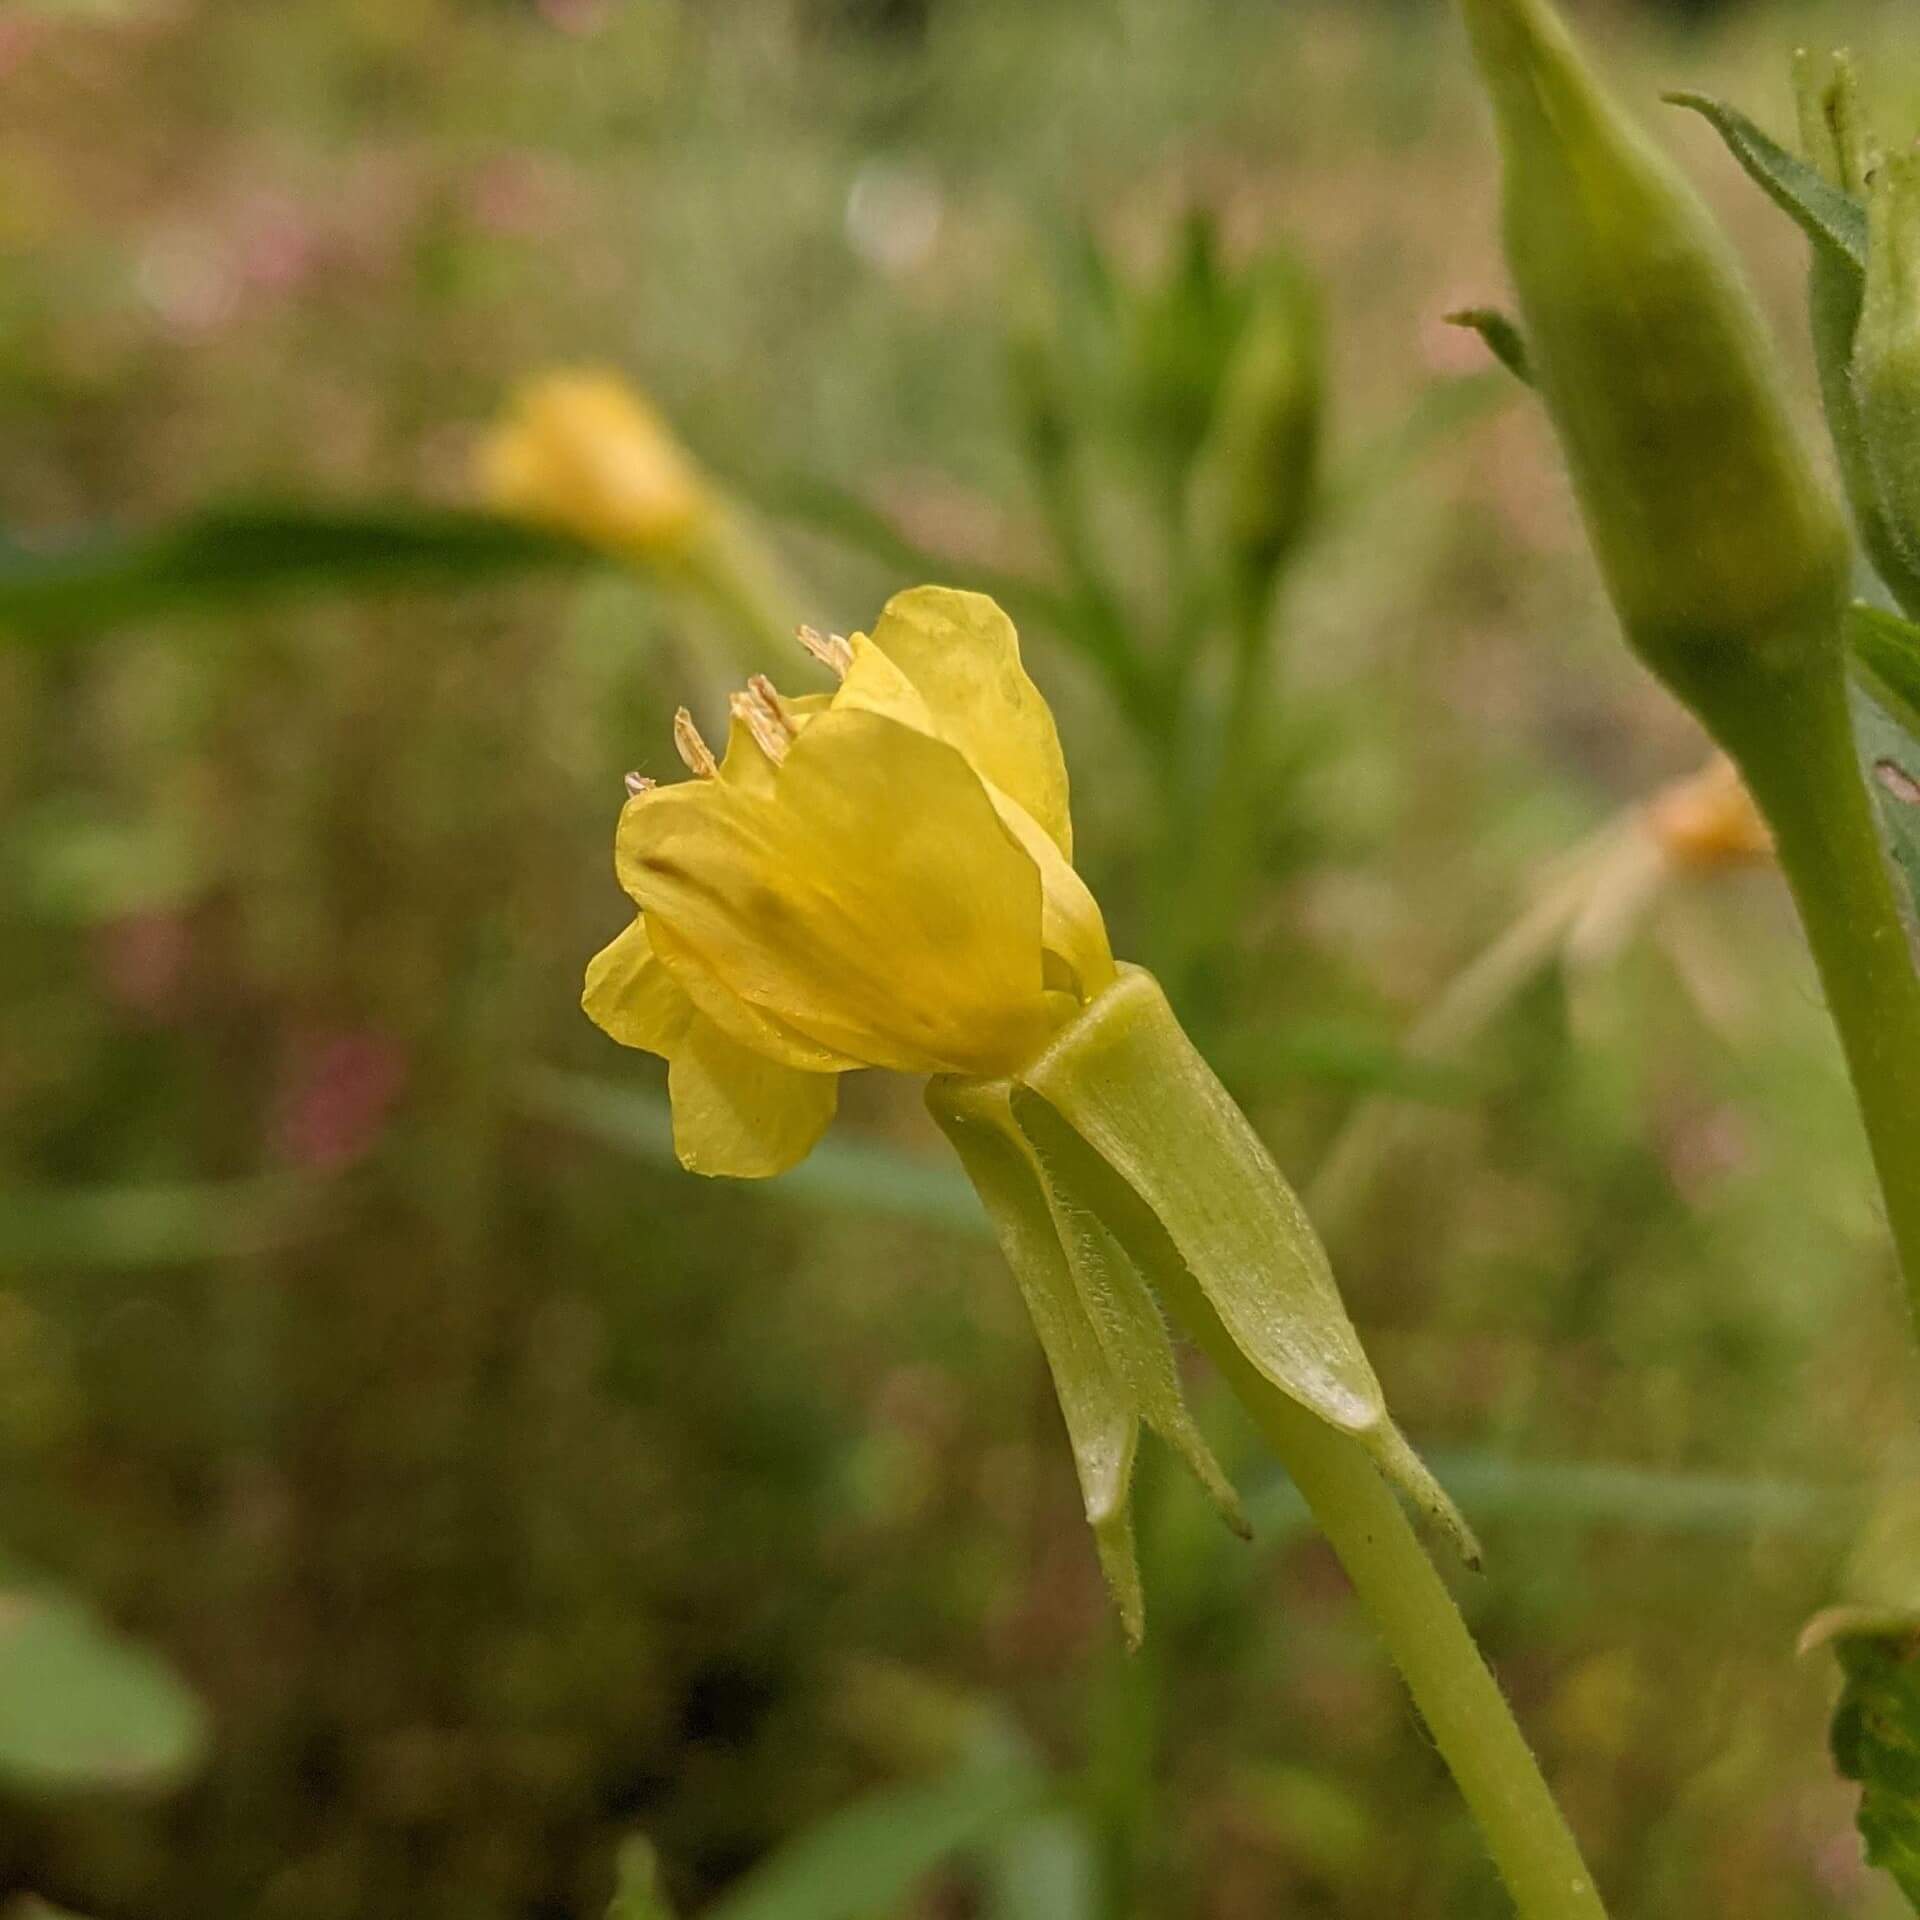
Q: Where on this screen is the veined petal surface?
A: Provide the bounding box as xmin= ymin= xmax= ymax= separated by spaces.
xmin=619 ymin=707 xmax=1053 ymax=1076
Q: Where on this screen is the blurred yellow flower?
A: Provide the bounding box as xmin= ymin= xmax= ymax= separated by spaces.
xmin=584 ymin=587 xmax=1115 ymax=1176
xmin=479 ymin=369 xmax=710 ymax=559
xmin=1646 ymin=755 xmax=1773 ymax=869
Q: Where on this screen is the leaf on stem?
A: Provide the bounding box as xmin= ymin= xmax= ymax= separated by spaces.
xmin=1847 ymin=605 xmax=1920 ymax=919
xmin=1666 ymin=91 xmax=1868 ymax=276
xmin=1444 ymin=307 xmax=1536 ymax=386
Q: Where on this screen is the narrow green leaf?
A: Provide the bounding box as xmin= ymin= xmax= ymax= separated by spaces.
xmin=0 ymin=1176 xmax=312 ymax=1269
xmin=522 ymin=1069 xmax=986 ymax=1236
xmin=0 ymin=506 xmax=589 ymax=639
xmin=1851 ymin=604 xmax=1920 ymax=734
xmin=1251 ymin=1453 xmax=1861 ymax=1545
xmin=0 ymin=1582 xmax=207 ymax=1794
xmin=708 ymin=1758 xmax=1038 ymax=1920
xmin=1444 ymin=307 xmax=1536 ymax=386
xmin=1666 ymin=91 xmax=1868 ymax=274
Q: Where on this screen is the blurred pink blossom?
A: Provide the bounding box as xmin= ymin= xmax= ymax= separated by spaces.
xmin=233 ymin=189 xmax=322 ymax=293
xmin=467 ymin=154 xmax=580 ymax=239
xmin=91 ymin=911 xmax=194 ymax=1024
xmin=271 ymin=1028 xmax=409 ymax=1171
xmin=0 ymin=20 xmax=48 ymax=81
xmin=536 ymin=0 xmax=610 ymax=35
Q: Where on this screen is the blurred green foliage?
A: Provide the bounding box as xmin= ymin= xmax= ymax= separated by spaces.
xmin=3 ymin=2 xmax=1920 ymax=1918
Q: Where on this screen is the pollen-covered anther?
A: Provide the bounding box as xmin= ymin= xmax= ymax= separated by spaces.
xmin=734 ymin=676 xmax=797 ymax=764
xmin=624 ymin=770 xmax=656 ymax=798
xmin=672 ymin=707 xmax=719 ymax=779
xmin=797 ymin=625 xmax=853 ymax=679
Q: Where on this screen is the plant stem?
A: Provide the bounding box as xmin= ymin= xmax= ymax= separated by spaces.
xmin=1165 ymin=1290 xmax=1610 ymax=1920
xmin=1718 ymin=660 xmax=1920 ymax=1317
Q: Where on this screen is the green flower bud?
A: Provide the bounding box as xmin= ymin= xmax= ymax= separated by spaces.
xmin=1006 ymin=308 xmax=1074 ymax=485
xmin=1126 ymin=211 xmax=1243 ymax=482
xmin=1857 ymin=151 xmax=1920 ymax=588
xmin=1194 ymin=258 xmax=1326 ymax=581
xmin=1459 ymin=0 xmax=1849 ymax=706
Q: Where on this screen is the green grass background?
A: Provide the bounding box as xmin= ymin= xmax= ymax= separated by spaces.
xmin=4 ymin=1 xmax=1920 ymax=1915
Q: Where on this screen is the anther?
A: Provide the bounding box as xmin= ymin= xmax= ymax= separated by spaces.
xmin=733 ymin=679 xmax=794 ymax=764
xmin=798 ymin=625 xmax=853 ymax=679
xmin=673 ymin=708 xmax=719 ymax=779
xmin=624 ymin=770 xmax=656 ymax=798
xmin=746 ymin=674 xmax=800 ymax=739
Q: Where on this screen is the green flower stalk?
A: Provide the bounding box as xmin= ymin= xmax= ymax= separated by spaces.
xmin=1457 ymin=0 xmax=1920 ymax=1324
xmin=584 ymin=585 xmax=1608 ymax=1920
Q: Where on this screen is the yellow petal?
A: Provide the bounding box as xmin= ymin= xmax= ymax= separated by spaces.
xmin=985 ymin=790 xmax=1116 ymax=1001
xmin=479 ymin=371 xmax=708 ymax=557
xmin=833 ymin=631 xmax=1112 ymax=999
xmin=582 ymin=916 xmax=694 ymax=1057
xmin=866 ymin=586 xmax=1075 ymax=859
xmin=668 ymin=1020 xmax=838 ymax=1177
xmin=648 ymin=915 xmax=861 ymax=1073
xmin=619 ymin=707 xmax=1053 ymax=1075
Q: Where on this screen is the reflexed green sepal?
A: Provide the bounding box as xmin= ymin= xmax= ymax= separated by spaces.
xmin=928 ymin=1077 xmax=1146 ymax=1646
xmin=1019 ymin=966 xmax=1478 ymax=1567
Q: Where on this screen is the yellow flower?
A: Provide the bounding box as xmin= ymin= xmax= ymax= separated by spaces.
xmin=1646 ymin=754 xmax=1773 ymax=869
xmin=584 ymin=587 xmax=1115 ymax=1177
xmin=479 ymin=370 xmax=710 ymax=560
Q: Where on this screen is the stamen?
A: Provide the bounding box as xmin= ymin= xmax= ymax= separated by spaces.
xmin=747 ymin=674 xmax=800 ymax=739
xmin=673 ymin=707 xmax=719 ymax=779
xmin=798 ymin=625 xmax=853 ymax=679
xmin=733 ymin=679 xmax=794 ymax=765
xmin=624 ymin=770 xmax=656 ymax=798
